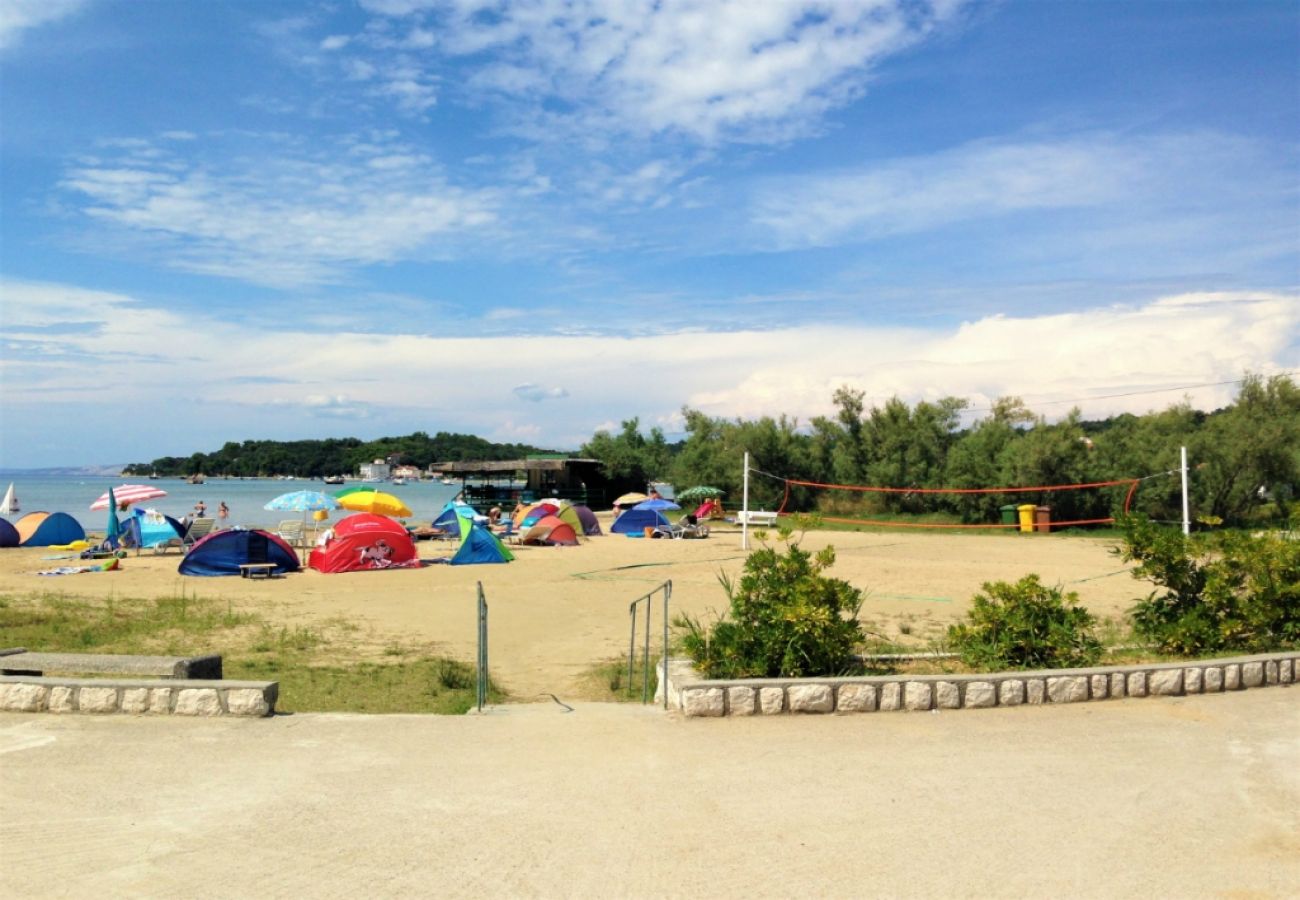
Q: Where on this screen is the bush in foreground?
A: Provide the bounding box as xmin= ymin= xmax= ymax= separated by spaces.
xmin=947 ymin=575 xmax=1103 ymax=671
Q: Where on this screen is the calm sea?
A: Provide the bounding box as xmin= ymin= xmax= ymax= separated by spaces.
xmin=0 ymin=474 xmax=463 ymax=532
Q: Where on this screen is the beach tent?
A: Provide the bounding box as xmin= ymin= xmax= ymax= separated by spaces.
xmin=308 ymin=513 xmax=419 ymax=573
xmin=571 ymin=504 xmax=602 ymax=536
xmin=124 ymin=508 xmax=184 ymax=550
xmin=0 ymin=518 xmax=19 ymax=548
xmin=432 ymin=501 xmax=482 ymax=531
xmin=15 ymin=511 xmax=86 ymax=547
xmin=450 ymin=517 xmax=514 ymax=565
xmin=515 ymin=501 xmax=559 ymax=529
xmin=609 ymin=507 xmax=669 ymax=535
xmin=521 ymin=514 xmax=579 ymax=546
xmin=179 ymin=528 xmax=299 ymax=577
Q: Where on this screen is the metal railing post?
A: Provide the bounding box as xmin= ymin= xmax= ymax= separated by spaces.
xmin=476 ymin=581 xmax=488 ymax=712
xmin=626 ymin=580 xmax=671 ymax=705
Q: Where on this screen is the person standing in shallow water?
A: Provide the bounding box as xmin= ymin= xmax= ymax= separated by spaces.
xmin=194 ymin=500 xmax=207 ymax=518
xmin=218 ymin=501 xmax=229 ymax=523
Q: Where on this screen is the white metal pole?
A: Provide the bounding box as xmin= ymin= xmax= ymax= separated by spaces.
xmin=742 ymin=451 xmax=750 ymax=550
xmin=1180 ymin=446 xmax=1190 ymax=535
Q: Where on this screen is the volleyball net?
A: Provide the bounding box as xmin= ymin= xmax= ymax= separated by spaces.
xmin=750 ymin=471 xmax=1149 ymax=531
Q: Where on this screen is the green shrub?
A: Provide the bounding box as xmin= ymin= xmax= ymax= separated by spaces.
xmin=947 ymin=575 xmax=1103 ymax=670
xmin=676 ymin=542 xmax=865 ymax=679
xmin=1116 ymin=516 xmax=1300 ymax=655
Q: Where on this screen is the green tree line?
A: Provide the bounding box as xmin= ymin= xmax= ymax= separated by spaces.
xmin=124 ymin=431 xmax=555 ymax=479
xmin=581 ymin=374 xmax=1299 ymax=529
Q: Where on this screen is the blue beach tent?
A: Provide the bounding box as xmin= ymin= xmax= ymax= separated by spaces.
xmin=16 ymin=511 xmax=86 ymax=547
xmin=433 ymin=501 xmax=483 ymax=531
xmin=450 ymin=518 xmax=514 ymax=565
xmin=179 ymin=528 xmax=300 ymax=577
xmin=0 ymin=518 xmax=19 ymax=548
xmin=609 ymin=507 xmax=669 ymax=535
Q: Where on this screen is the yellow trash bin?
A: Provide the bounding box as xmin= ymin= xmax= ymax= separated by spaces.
xmin=1017 ymin=504 xmax=1036 ymax=533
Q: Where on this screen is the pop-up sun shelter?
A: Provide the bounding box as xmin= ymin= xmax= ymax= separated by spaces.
xmin=610 ymin=507 xmax=669 ymax=535
xmin=124 ymin=509 xmax=184 ymax=551
xmin=179 ymin=528 xmax=300 ymax=577
xmin=0 ymin=518 xmax=19 ymax=548
xmin=521 ymin=514 xmax=579 ymax=546
xmin=309 ymin=513 xmax=419 ymax=573
xmin=450 ymin=516 xmax=514 ymax=565
xmin=15 ymin=512 xmax=86 ymax=547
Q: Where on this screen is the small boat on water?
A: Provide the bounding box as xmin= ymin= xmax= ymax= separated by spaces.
xmin=323 ymin=475 xmax=345 ymax=485
xmin=391 ymin=477 xmax=407 ymax=486
xmin=187 ymin=474 xmax=206 ymax=484
xmin=0 ymin=482 xmax=18 ymax=515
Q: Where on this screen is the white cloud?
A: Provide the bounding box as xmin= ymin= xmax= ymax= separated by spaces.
xmin=3 ymin=279 xmax=1294 ymax=468
xmin=59 ymin=136 xmax=497 ymax=287
xmin=514 ymin=383 xmax=569 ymax=402
xmin=0 ymin=0 xmax=88 ymax=50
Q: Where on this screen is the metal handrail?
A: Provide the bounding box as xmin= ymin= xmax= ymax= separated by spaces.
xmin=476 ymin=582 xmax=488 ymax=712
xmin=627 ymin=580 xmax=672 ymax=707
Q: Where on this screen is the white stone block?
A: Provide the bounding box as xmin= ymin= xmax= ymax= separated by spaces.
xmin=1224 ymin=664 xmax=1240 ymax=690
xmin=998 ymin=680 xmax=1025 ymax=706
xmin=1203 ymin=667 xmax=1223 ymax=692
xmin=79 ymin=686 xmax=119 ymax=713
xmin=1047 ymin=676 xmax=1088 ymax=703
xmin=148 ymin=688 xmax=173 ymax=713
xmin=1149 ymin=669 xmax=1184 ymax=696
xmin=903 ymin=682 xmax=932 ymax=711
xmin=727 ymin=686 xmax=756 ymax=716
xmin=836 ymin=684 xmax=877 ymax=713
xmin=1281 ymin=659 xmax=1294 ymax=684
xmin=0 ymin=683 xmax=48 ymax=712
xmin=120 ymin=688 xmax=150 ymax=714
xmin=48 ymin=686 xmax=75 ymax=713
xmin=174 ymin=688 xmax=222 ymax=716
xmin=1127 ymin=671 xmax=1148 ymax=697
xmin=788 ymin=684 xmax=833 ymax=714
xmin=1026 ymin=680 xmax=1045 ymax=705
xmin=1241 ymin=662 xmax=1264 ymax=688
xmin=1109 ymin=672 xmax=1126 ymax=698
xmin=1264 ymin=661 xmax=1278 ymax=685
xmin=1090 ymin=674 xmax=1109 ymax=700
xmin=1183 ymin=668 xmax=1203 ymax=694
xmin=935 ymin=682 xmax=960 ymax=709
xmin=225 ymin=688 xmax=271 ymax=717
xmin=758 ymin=687 xmax=785 ymax=715
xmin=964 ymin=682 xmax=996 ymax=709
xmin=879 ymin=683 xmax=901 ymax=711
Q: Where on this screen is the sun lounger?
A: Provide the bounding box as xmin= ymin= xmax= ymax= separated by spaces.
xmin=274 ymin=519 xmax=304 ymax=548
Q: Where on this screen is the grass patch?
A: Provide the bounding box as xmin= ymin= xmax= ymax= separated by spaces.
xmin=0 ymin=590 xmax=503 ymax=714
xmin=575 ymin=655 xmax=660 ymax=703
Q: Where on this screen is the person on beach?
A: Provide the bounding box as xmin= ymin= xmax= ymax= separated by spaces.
xmin=194 ymin=500 xmax=207 ymax=518
xmin=218 ymin=501 xmax=229 ymax=522
xmin=488 ymin=507 xmax=502 ymax=526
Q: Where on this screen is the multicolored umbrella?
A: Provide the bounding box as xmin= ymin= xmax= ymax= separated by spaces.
xmin=265 ymin=490 xmax=342 ymax=513
xmin=90 ymin=484 xmax=167 ymax=511
xmin=675 ymin=486 xmax=725 ymax=504
xmin=337 ymin=490 xmax=412 ymax=518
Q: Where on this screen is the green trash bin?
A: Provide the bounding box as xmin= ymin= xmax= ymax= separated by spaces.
xmin=1017 ymin=504 xmax=1036 ymax=534
xmin=1000 ymin=505 xmax=1018 ymax=527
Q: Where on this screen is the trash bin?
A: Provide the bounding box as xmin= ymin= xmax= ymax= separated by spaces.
xmin=1034 ymin=506 xmax=1052 ymax=533
xmin=1000 ymin=505 xmax=1018 ymax=528
xmin=1017 ymin=504 xmax=1036 ymax=534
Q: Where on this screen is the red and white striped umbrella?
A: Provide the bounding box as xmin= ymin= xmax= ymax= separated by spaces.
xmin=90 ymin=484 xmax=168 ymax=510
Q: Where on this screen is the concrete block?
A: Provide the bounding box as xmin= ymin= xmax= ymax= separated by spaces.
xmin=758 ymin=687 xmax=785 ymax=715
xmin=1026 ymin=680 xmax=1045 ymax=705
xmin=1264 ymin=661 xmax=1278 ymax=685
xmin=1109 ymin=672 xmax=1126 ymax=698
xmin=903 ymin=682 xmax=932 ymax=711
xmin=120 ymin=688 xmax=151 ymax=714
xmin=964 ymin=682 xmax=996 ymax=709
xmin=1149 ymin=669 xmax=1184 ymax=696
xmin=1047 ymin=676 xmax=1088 ymax=703
xmin=935 ymin=682 xmax=961 ymax=709
xmin=879 ymin=683 xmax=901 ymax=711
xmin=1241 ymin=662 xmax=1264 ymax=688
xmin=79 ymin=686 xmax=119 ymax=714
xmin=1089 ymin=674 xmax=1109 ymax=700
xmin=1224 ymin=664 xmax=1241 ymax=690
xmin=727 ymin=686 xmax=756 ymax=716
xmin=1127 ymin=671 xmax=1148 ymax=697
xmin=174 ymin=688 xmax=222 ymax=717
xmin=0 ymin=683 xmax=48 ymax=712
xmin=998 ymin=680 xmax=1025 ymax=706
xmin=1183 ymin=668 xmax=1203 ymax=694
xmin=788 ymin=684 xmax=833 ymax=714
xmin=48 ymin=685 xmax=75 ymax=713
xmin=225 ymin=687 xmax=273 ymax=717
xmin=1281 ymin=659 xmax=1294 ymax=684
xmin=1203 ymin=667 xmax=1223 ymax=692
xmin=835 ymin=684 xmax=876 ymax=713
xmin=148 ymin=688 xmax=174 ymax=714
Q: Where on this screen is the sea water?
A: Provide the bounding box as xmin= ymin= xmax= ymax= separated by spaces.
xmin=0 ymin=473 xmax=463 ymax=532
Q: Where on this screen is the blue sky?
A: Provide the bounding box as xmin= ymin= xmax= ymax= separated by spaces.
xmin=1 ymin=0 xmax=1296 ymax=468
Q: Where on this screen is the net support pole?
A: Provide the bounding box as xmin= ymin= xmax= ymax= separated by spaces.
xmin=1180 ymin=446 xmax=1190 ymax=536
xmin=742 ymin=451 xmax=751 ymax=551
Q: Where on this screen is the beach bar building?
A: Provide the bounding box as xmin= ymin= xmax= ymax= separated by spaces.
xmin=428 ymin=455 xmax=621 ymax=510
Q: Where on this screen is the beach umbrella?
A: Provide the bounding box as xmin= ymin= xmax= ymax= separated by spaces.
xmin=90 ymin=484 xmax=167 ymax=511
xmin=337 ymin=490 xmax=412 ymax=518
xmin=266 ymin=490 xmax=343 ymax=548
xmin=613 ymin=492 xmax=648 ymax=508
xmin=106 ymin=486 xmax=121 ymax=545
xmin=332 ymin=485 xmax=374 ymax=498
xmin=675 ymin=486 xmax=725 ymax=504
xmin=634 ymin=497 xmax=680 ymax=512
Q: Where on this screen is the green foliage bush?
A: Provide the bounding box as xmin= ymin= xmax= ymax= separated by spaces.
xmin=1116 ymin=516 xmax=1300 ymax=655
xmin=947 ymin=575 xmax=1103 ymax=670
xmin=676 ymin=541 xmax=865 ymax=679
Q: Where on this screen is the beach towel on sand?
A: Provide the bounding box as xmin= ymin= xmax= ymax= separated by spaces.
xmin=38 ymin=558 xmax=120 ymax=576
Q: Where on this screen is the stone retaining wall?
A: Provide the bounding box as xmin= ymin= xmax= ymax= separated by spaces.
xmin=0 ymin=676 xmax=278 ymax=717
xmin=657 ymin=652 xmax=1297 ymax=718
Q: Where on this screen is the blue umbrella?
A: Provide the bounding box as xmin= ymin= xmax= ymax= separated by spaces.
xmin=633 ymin=498 xmax=680 ymax=512
xmin=265 ymin=490 xmax=342 ymax=513
xmin=106 ymin=486 xmax=121 ymax=546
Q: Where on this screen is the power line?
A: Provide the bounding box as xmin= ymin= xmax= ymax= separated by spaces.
xmin=964 ymin=371 xmax=1299 ymax=414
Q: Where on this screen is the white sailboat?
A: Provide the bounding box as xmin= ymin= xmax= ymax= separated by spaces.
xmin=0 ymin=482 xmax=18 ymax=515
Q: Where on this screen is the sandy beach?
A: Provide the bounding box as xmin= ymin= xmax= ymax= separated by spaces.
xmin=0 ymin=517 xmax=1143 ymax=699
